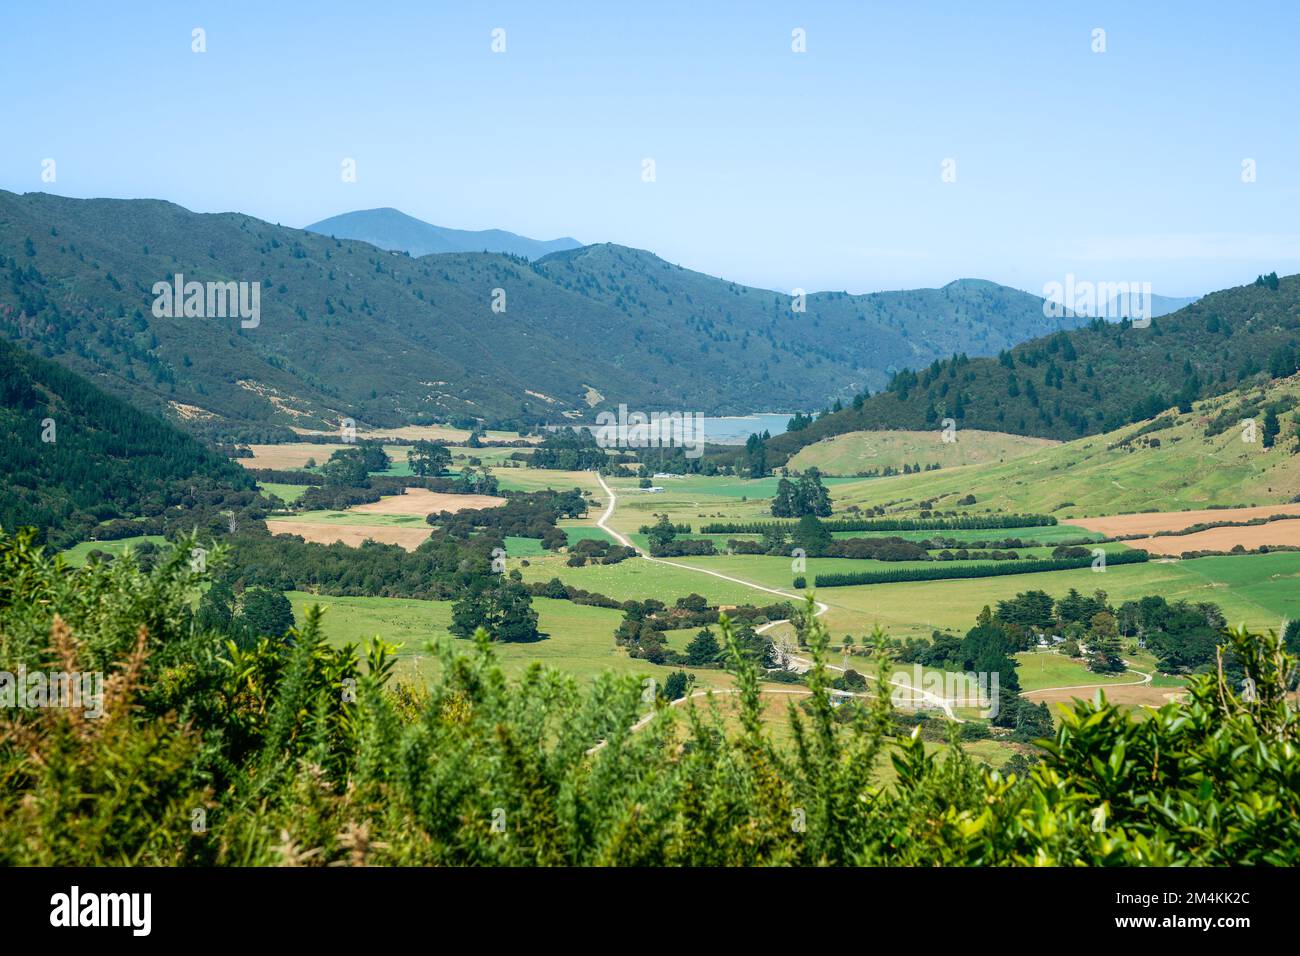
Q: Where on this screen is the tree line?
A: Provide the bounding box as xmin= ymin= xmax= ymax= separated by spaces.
xmin=799 ymin=549 xmax=1149 ymax=588
xmin=703 ymin=514 xmax=1057 ymax=534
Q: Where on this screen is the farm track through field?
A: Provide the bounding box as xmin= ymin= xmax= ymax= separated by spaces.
xmin=592 ymin=473 xmax=962 ymax=729
xmin=589 ymin=474 xmax=1165 ymax=745
xmin=1022 ymin=666 xmax=1152 ymax=698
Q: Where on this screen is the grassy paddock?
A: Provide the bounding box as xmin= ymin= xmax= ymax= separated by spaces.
xmin=785 ymin=428 xmax=1058 ymax=476
xmin=517 ymin=553 xmax=769 ymax=606
xmin=806 ymin=552 xmax=1300 ymax=641
xmin=285 ymin=591 xmax=737 ymax=689
xmin=1012 ymin=649 xmax=1139 ymax=692
xmin=61 ymin=535 xmax=169 ymax=566
xmin=258 ymin=481 xmax=311 ymax=504
xmin=817 ymin=384 xmax=1300 ymax=519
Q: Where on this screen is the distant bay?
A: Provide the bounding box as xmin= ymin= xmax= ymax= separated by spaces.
xmin=556 ymin=412 xmax=795 ymax=446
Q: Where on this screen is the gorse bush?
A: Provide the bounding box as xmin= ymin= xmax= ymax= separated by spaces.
xmin=0 ymin=528 xmax=1296 ymax=865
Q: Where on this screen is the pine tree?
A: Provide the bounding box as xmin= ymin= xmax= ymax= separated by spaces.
xmin=685 ymin=628 xmax=720 ymax=666
xmin=770 ymin=478 xmax=797 ymax=517
xmin=744 ymin=433 xmax=768 ymax=477
xmin=646 ymin=514 xmax=677 ymax=551
xmin=792 ymin=514 xmax=832 ymax=556
xmin=1086 ymin=611 xmax=1126 ymax=673
xmin=1262 ymin=407 xmax=1280 ymax=448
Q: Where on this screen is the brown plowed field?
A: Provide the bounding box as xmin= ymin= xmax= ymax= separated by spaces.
xmin=1127 ymin=517 xmax=1300 ymax=555
xmin=266 ymin=522 xmax=433 ymax=550
xmin=351 ymin=488 xmax=505 ymax=515
xmin=1025 ymin=684 xmax=1186 ymax=709
xmin=237 ymin=443 xmax=345 ymax=469
xmin=1072 ymin=505 xmax=1300 ymax=537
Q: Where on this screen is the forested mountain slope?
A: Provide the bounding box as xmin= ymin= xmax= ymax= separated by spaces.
xmin=0 ymin=337 xmax=256 ymax=545
xmin=763 ymin=273 xmax=1300 ymax=464
xmin=1 ymin=191 xmax=1088 ymax=438
xmin=534 ymin=246 xmax=1088 ymax=398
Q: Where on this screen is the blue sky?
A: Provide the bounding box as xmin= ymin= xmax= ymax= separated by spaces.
xmin=2 ymin=0 xmax=1297 ymax=297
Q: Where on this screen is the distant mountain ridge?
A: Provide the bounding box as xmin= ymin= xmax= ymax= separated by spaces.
xmin=528 ymin=243 xmax=1097 ymax=392
xmin=758 ymin=273 xmax=1300 ymax=464
xmin=1104 ymin=291 xmax=1200 ymax=319
xmin=0 ymin=191 xmax=1096 ymax=438
xmin=305 ymin=207 xmax=583 ymax=259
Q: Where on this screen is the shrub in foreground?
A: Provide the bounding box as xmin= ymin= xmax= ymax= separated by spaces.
xmin=0 ymin=528 xmax=1295 ymax=865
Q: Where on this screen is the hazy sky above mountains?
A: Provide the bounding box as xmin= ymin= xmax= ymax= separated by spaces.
xmin=2 ymin=1 xmax=1297 ymax=298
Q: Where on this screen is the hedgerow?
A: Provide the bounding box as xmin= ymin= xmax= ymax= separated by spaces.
xmin=702 ymin=515 xmax=1057 ymax=535
xmin=798 ymin=549 xmax=1148 ymax=588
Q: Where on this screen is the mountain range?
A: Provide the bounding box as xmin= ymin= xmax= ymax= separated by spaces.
xmin=305 ymin=207 xmax=583 ymax=259
xmin=0 ymin=191 xmax=1097 ymax=438
xmin=1103 ymin=291 xmax=1200 ymax=319
xmin=761 ymin=273 xmax=1299 ymax=464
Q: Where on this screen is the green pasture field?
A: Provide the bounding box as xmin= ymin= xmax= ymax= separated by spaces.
xmin=599 ymin=475 xmax=792 ymax=538
xmin=663 ymin=543 xmax=1134 ymax=591
xmin=804 ymin=551 xmax=1300 ymax=641
xmin=595 ymin=473 xmax=1097 ymax=546
xmin=61 ymin=535 xmax=169 ymax=566
xmin=832 ymin=524 xmax=1103 ymax=544
xmin=784 ymin=428 xmax=1058 ymax=476
xmin=374 ymin=460 xmax=415 ymax=477
xmin=259 ymin=482 xmax=311 ymax=504
xmin=635 ymin=475 xmax=859 ymax=498
xmin=1012 ymin=649 xmax=1140 ymax=692
xmin=377 ymin=447 xmax=527 ymax=477
xmin=286 ymin=591 xmax=747 ymax=692
xmin=815 ymin=384 xmax=1300 ymax=519
xmin=492 ymin=468 xmax=602 ymax=494
xmin=684 ymin=524 xmax=1103 ymax=549
xmin=559 ymin=522 xmax=617 ymax=545
xmin=503 ymin=535 xmax=548 ymax=557
xmin=446 ymin=445 xmax=532 ymax=467
xmin=517 ymin=552 xmax=769 ymax=606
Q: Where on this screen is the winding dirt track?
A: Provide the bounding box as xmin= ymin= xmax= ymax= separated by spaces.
xmin=592 ymin=473 xmax=960 ymax=724
xmin=1023 ymin=666 xmax=1152 ymax=697
xmin=591 ymin=474 xmax=1160 ymax=737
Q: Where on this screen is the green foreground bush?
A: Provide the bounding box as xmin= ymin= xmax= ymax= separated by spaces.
xmin=0 ymin=528 xmax=1296 ymax=865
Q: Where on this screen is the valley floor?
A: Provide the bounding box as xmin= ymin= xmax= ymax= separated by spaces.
xmin=196 ymin=420 xmax=1300 ymax=757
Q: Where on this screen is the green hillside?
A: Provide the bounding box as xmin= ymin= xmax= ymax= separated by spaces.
xmin=823 ymin=374 xmax=1300 ymax=518
xmin=0 ymin=191 xmax=1087 ymax=438
xmin=785 ymin=428 xmax=1057 ymax=475
xmin=762 ymin=273 xmax=1300 ymax=463
xmin=535 ymin=248 xmax=1089 ymax=400
xmin=0 ymin=337 xmax=256 ymax=546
